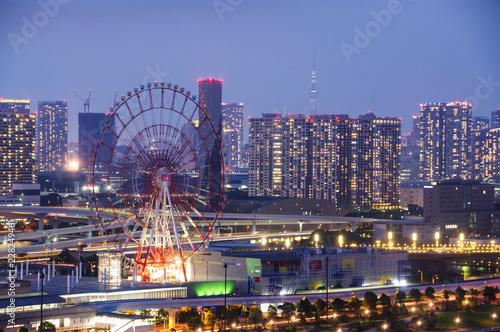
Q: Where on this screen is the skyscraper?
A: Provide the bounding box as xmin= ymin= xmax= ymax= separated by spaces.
xmin=419 ymin=102 xmax=472 ymax=181
xmin=351 ymin=113 xmax=401 ymax=210
xmin=198 ymin=79 xmax=223 ymax=209
xmin=222 ymin=102 xmax=243 ymax=172
xmin=470 ymin=116 xmax=489 ymax=181
xmin=492 ymin=108 xmax=500 ymax=129
xmin=0 ymin=99 xmax=36 ymax=194
xmin=37 ymin=101 xmax=68 ymax=172
xmin=78 ymin=112 xmax=115 ymax=172
xmin=309 ymin=54 xmax=318 ymax=114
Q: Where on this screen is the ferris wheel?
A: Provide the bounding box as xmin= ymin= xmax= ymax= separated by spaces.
xmin=91 ymin=81 xmax=224 ymax=282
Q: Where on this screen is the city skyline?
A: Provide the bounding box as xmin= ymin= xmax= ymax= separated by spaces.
xmin=1 ymin=1 xmax=499 ymax=142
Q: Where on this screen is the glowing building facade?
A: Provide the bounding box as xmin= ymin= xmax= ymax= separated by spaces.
xmin=222 ymin=102 xmax=243 ymax=172
xmin=0 ymin=99 xmax=36 ymax=194
xmin=249 ymin=113 xmax=400 ymax=210
xmin=419 ymin=102 xmax=472 ymax=181
xmin=352 ymin=113 xmax=401 ymax=210
xmin=37 ymin=101 xmax=68 ymax=172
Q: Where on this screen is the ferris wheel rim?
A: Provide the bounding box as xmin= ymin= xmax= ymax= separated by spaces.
xmin=91 ymin=84 xmax=225 ymax=262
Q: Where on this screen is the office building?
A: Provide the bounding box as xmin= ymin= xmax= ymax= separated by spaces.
xmin=37 ymin=101 xmax=68 ymax=172
xmin=249 ymin=112 xmax=400 ymax=210
xmin=419 ymin=102 xmax=472 ymax=181
xmin=78 ymin=113 xmax=115 ymax=172
xmin=0 ymin=99 xmax=36 ymax=194
xmin=198 ymin=79 xmax=223 ymax=207
xmin=423 ymin=180 xmax=494 ymax=236
xmin=222 ymin=102 xmax=243 ymax=172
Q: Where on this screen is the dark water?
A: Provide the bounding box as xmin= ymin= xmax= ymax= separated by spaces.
xmin=454 ymin=264 xmax=500 ymax=280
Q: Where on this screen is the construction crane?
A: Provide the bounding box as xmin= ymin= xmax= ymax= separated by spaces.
xmin=72 ymin=89 xmax=91 ymax=113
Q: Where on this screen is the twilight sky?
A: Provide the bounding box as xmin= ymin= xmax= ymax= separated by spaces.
xmin=1 ymin=0 xmax=500 ymax=142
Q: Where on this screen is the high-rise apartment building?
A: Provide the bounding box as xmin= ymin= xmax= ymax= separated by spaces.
xmin=491 ymin=108 xmax=500 ymax=129
xmin=198 ymin=79 xmax=223 ymax=208
xmin=0 ymin=99 xmax=36 ymax=194
xmin=0 ymin=98 xmax=30 ymax=113
xmin=470 ymin=116 xmax=490 ymax=181
xmin=352 ymin=113 xmax=401 ymax=210
xmin=249 ymin=113 xmax=400 ymax=210
xmin=78 ymin=113 xmax=115 ymax=172
xmin=222 ymin=102 xmax=243 ymax=172
xmin=37 ymin=101 xmax=68 ymax=172
xmin=419 ymin=102 xmax=472 ymax=181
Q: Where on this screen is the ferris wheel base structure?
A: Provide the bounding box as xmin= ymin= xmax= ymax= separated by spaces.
xmin=91 ymin=82 xmax=224 ymax=283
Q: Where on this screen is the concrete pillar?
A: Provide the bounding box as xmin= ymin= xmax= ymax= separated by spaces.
xmin=252 ymin=218 xmax=256 ymax=234
xmin=47 ymin=264 xmax=51 ymax=282
xmin=53 ymin=260 xmax=55 ymax=277
xmin=26 ymin=258 xmax=29 ymax=275
xmin=20 ymin=262 xmax=23 ymax=280
xmin=76 ymin=266 xmax=79 ymax=284
xmin=167 ymin=308 xmax=178 ymax=330
xmin=43 ymin=268 xmax=46 ymax=286
xmin=67 ymin=274 xmax=70 ymax=293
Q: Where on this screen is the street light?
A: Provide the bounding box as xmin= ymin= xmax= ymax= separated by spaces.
xmin=455 ymin=317 xmax=460 ymax=330
xmin=382 ymin=323 xmax=388 ymax=330
xmin=388 ymin=231 xmax=393 ymax=248
xmin=338 ymin=235 xmax=344 ymax=247
xmin=412 ymin=233 xmax=417 ymax=248
xmin=40 ymin=271 xmax=44 ymax=332
xmin=325 ymin=256 xmax=329 ymax=321
xmin=435 ymin=231 xmax=440 ymax=247
xmin=223 ymin=263 xmax=228 ymax=331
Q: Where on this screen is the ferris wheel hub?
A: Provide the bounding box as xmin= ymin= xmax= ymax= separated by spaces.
xmin=155 ymin=167 xmax=171 ymax=187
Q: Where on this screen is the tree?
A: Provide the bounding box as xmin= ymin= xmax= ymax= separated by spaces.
xmin=394 ymin=290 xmax=406 ymax=307
xmin=425 ymin=287 xmax=435 ymax=300
xmin=38 ymin=322 xmax=56 ymax=332
xmin=443 ymin=289 xmax=450 ymax=301
xmin=332 ymin=297 xmax=346 ymax=312
xmin=409 ymin=288 xmax=422 ymax=303
xmin=483 ymin=286 xmax=496 ymax=304
xmin=347 ymin=296 xmax=362 ymax=316
xmin=455 ymin=286 xmax=466 ymax=303
xmin=249 ymin=305 xmax=263 ymax=329
xmin=379 ymin=293 xmax=392 ymax=307
xmin=298 ymin=297 xmax=314 ymax=318
xmin=267 ymin=304 xmax=277 ymax=321
xmin=205 ymin=310 xmax=218 ymax=332
xmin=155 ymin=308 xmax=169 ymax=325
xmin=470 ymin=288 xmax=480 ymax=299
xmin=363 ymin=291 xmax=378 ymax=310
xmin=315 ymin=298 xmax=326 ymax=316
xmin=140 ymin=309 xmax=151 ymax=316
xmin=227 ymin=309 xmax=240 ymax=328
xmin=280 ymin=302 xmax=295 ymax=323
xmin=186 ymin=310 xmax=203 ymax=331
xmin=17 ymin=327 xmax=28 ymax=332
